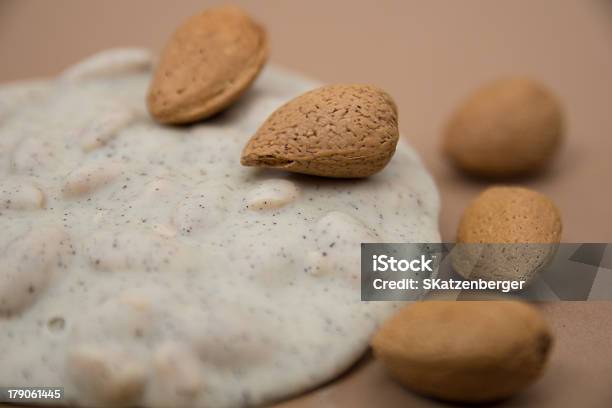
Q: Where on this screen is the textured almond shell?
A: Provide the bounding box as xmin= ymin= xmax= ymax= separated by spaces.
xmin=457 ymin=186 xmax=562 ymax=244
xmin=372 ymin=301 xmax=553 ymax=403
xmin=454 ymin=186 xmax=562 ymax=283
xmin=240 ymin=84 xmax=399 ymax=178
xmin=443 ymin=78 xmax=563 ymax=178
xmin=147 ymin=5 xmax=268 ymax=124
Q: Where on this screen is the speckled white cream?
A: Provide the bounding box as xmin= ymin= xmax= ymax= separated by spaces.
xmin=0 ymin=49 xmax=439 ymax=408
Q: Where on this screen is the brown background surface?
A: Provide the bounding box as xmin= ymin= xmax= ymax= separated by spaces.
xmin=1 ymin=1 xmax=611 ymax=407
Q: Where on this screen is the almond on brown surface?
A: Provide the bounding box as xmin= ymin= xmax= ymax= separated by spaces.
xmin=443 ymin=78 xmax=564 ymax=178
xmin=372 ymin=301 xmax=554 ymax=403
xmin=457 ymin=186 xmax=562 ymax=244
xmin=147 ymin=5 xmax=268 ymax=124
xmin=452 ymin=186 xmax=562 ymax=284
xmin=240 ymin=84 xmax=399 ymax=178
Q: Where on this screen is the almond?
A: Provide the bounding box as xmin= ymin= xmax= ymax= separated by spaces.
xmin=457 ymin=186 xmax=562 ymax=244
xmin=147 ymin=5 xmax=268 ymax=124
xmin=443 ymin=78 xmax=563 ymax=178
xmin=240 ymin=84 xmax=399 ymax=178
xmin=452 ymin=186 xmax=562 ymax=285
xmin=372 ymin=301 xmax=554 ymax=403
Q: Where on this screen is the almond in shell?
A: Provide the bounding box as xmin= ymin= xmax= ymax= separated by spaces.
xmin=241 ymin=84 xmax=399 ymax=178
xmin=443 ymin=78 xmax=564 ymax=178
xmin=452 ymin=186 xmax=562 ymax=285
xmin=372 ymin=301 xmax=554 ymax=403
xmin=147 ymin=5 xmax=268 ymax=124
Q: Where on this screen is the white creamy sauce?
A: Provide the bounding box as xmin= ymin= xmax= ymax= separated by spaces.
xmin=0 ymin=49 xmax=439 ymax=408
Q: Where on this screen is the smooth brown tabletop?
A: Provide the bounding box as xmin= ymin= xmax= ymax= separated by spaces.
xmin=1 ymin=1 xmax=611 ymax=407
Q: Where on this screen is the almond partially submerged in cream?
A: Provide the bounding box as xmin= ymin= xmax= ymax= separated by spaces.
xmin=147 ymin=5 xmax=268 ymax=124
xmin=241 ymin=84 xmax=399 ymax=178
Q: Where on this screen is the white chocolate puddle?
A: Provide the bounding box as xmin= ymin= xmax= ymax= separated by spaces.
xmin=0 ymin=49 xmax=439 ymax=407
